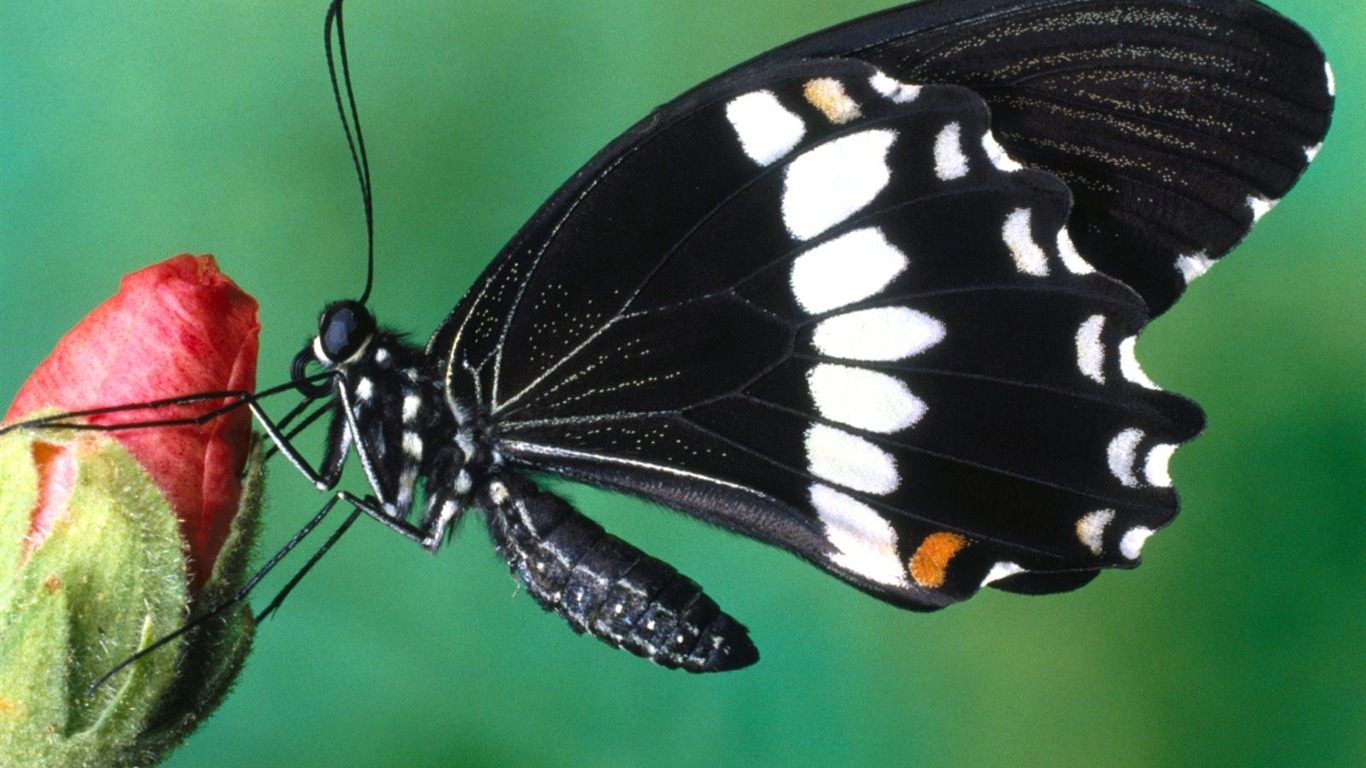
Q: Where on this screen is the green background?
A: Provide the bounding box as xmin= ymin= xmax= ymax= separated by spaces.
xmin=2 ymin=1 xmax=1362 ymax=766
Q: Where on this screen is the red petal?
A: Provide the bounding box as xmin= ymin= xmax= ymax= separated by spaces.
xmin=7 ymin=255 xmax=260 ymax=590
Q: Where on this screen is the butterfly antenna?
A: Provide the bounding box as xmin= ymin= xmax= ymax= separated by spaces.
xmin=325 ymin=0 xmax=375 ymax=306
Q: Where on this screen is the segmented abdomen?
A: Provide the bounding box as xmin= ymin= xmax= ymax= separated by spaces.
xmin=481 ymin=473 xmax=758 ymax=672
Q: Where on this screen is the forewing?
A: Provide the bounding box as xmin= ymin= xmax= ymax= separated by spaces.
xmin=433 ymin=61 xmax=1203 ymax=610
xmin=739 ymin=0 xmax=1334 ymax=315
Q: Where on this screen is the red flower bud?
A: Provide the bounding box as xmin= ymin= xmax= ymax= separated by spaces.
xmin=2 ymin=255 xmax=264 ymax=765
xmin=5 ymin=254 xmax=260 ymax=590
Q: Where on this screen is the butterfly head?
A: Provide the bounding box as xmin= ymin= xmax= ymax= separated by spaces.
xmin=313 ymin=300 xmax=377 ymax=366
xmin=289 ymin=300 xmax=379 ymax=398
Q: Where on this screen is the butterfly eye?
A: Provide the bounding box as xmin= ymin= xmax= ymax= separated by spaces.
xmin=317 ymin=300 xmax=376 ymax=363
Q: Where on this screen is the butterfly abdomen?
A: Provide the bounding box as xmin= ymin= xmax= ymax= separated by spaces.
xmin=481 ymin=473 xmax=758 ymax=672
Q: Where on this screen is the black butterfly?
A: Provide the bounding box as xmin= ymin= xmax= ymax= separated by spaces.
xmin=72 ymin=0 xmax=1343 ymax=675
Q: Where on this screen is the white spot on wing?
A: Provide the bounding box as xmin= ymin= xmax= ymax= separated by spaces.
xmin=726 ymin=91 xmax=806 ymax=166
xmin=1056 ymin=229 xmax=1094 ymax=274
xmin=790 ymin=227 xmax=908 ymax=314
xmin=1144 ymin=444 xmax=1178 ymax=488
xmin=808 ymin=364 xmax=927 ymax=434
xmin=1076 ymin=509 xmax=1115 ymax=556
xmin=403 ymin=432 xmax=424 ymax=460
xmin=1002 ymin=208 xmax=1049 ymax=276
xmin=1076 ymin=315 xmax=1107 ymax=384
xmin=1120 ymin=527 xmax=1154 ymax=560
xmin=933 ymin=122 xmax=969 ymax=180
xmin=981 ymin=131 xmax=1023 ymax=172
xmin=783 ymin=129 xmax=895 ymax=241
xmin=1119 ymin=336 xmax=1160 ymax=390
xmin=1175 ymin=251 xmax=1215 ymax=283
xmin=1247 ymin=195 xmax=1277 ymax=223
xmin=868 ymin=71 xmax=920 ymax=103
xmin=810 ymin=484 xmax=909 ymax=587
xmin=812 ymin=307 xmax=946 ymax=361
xmin=1325 ymin=61 xmax=1336 ymax=97
xmin=1107 ymin=428 xmax=1145 ymax=488
xmin=805 ymin=424 xmax=899 ymax=495
xmin=1305 ymin=143 xmax=1323 ymax=162
xmin=981 ymin=561 xmax=1024 ymax=586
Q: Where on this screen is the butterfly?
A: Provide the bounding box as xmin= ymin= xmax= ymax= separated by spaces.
xmin=258 ymin=0 xmax=1331 ymax=672
xmin=33 ymin=0 xmax=1340 ymax=675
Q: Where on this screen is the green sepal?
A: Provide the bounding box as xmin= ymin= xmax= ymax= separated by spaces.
xmin=0 ymin=428 xmax=264 ymax=768
xmin=133 ymin=436 xmax=264 ymax=762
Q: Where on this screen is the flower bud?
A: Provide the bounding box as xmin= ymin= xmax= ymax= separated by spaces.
xmin=0 ymin=255 xmax=264 ymax=766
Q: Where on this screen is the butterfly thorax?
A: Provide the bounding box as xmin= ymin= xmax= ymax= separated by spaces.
xmin=313 ymin=303 xmax=494 ymax=548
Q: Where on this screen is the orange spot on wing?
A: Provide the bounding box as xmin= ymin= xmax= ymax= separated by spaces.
xmin=803 ymin=78 xmax=862 ymax=124
xmin=908 ymin=532 xmax=970 ymax=588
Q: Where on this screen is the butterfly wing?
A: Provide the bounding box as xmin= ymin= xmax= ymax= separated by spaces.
xmin=735 ymin=0 xmax=1335 ymax=315
xmin=431 ymin=55 xmax=1204 ymax=611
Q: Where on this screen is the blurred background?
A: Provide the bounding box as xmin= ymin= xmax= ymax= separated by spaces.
xmin=2 ymin=1 xmax=1361 ymax=766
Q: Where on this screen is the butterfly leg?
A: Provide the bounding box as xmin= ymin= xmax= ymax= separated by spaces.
xmin=478 ymin=473 xmax=758 ymax=673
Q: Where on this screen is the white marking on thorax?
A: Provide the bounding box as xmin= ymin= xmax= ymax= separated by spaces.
xmin=396 ymin=466 xmax=418 ymax=511
xmin=355 ymin=377 xmax=374 ymax=403
xmin=487 ymin=480 xmax=510 ymax=505
xmin=437 ymin=499 xmax=459 ymax=528
xmin=402 ymin=431 xmax=424 ymax=461
xmin=402 ymin=393 xmax=422 ymax=423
